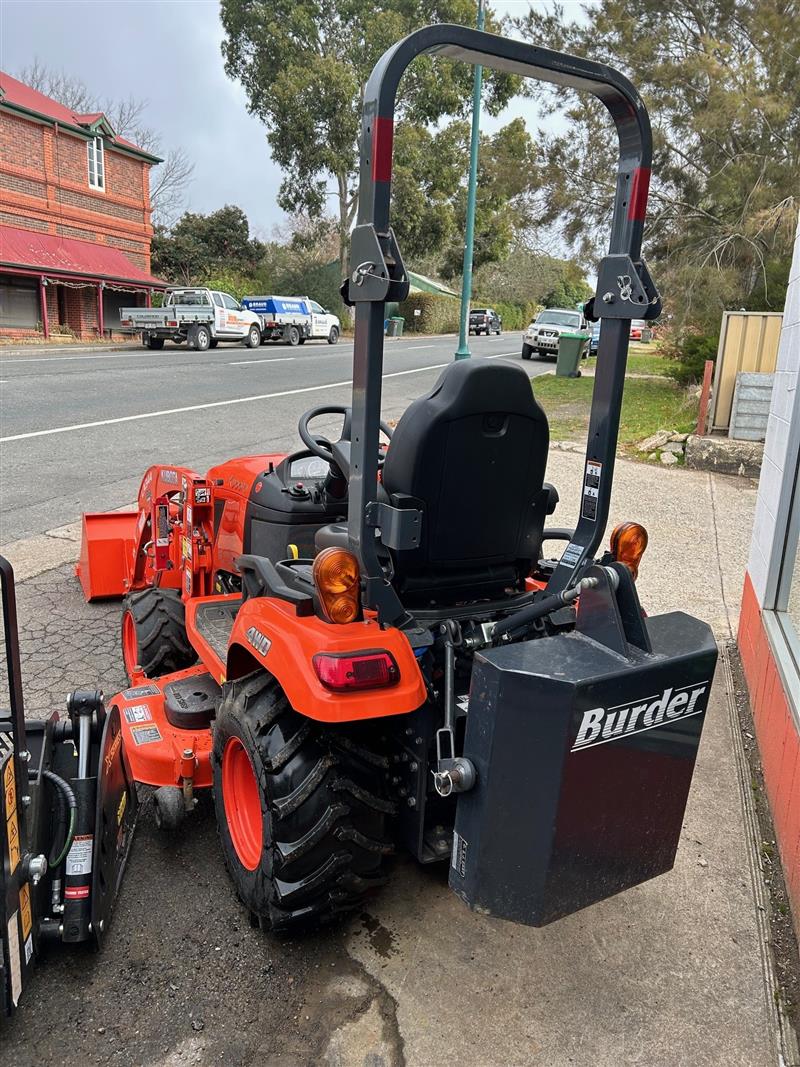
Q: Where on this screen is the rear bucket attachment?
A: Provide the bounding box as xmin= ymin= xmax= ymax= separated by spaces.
xmin=75 ymin=511 xmax=139 ymax=601
xmin=450 ymin=569 xmax=718 ymax=927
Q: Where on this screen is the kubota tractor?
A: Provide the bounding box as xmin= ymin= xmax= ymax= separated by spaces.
xmin=2 ymin=26 xmax=717 ymax=1014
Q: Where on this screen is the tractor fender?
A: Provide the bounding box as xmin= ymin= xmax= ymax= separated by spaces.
xmin=225 ymin=596 xmax=426 ymax=723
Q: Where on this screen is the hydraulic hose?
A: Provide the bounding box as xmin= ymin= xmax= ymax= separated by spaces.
xmin=41 ymin=769 xmax=77 ymax=867
xmin=491 ymin=574 xmax=605 ymax=641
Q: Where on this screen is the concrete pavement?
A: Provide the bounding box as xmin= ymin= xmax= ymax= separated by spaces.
xmin=0 ymin=337 xmax=790 ymax=1066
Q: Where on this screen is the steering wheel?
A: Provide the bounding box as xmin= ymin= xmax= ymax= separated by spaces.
xmin=297 ymin=405 xmax=393 ymax=469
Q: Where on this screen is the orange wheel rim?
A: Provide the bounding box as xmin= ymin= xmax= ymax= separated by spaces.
xmin=122 ymin=611 xmax=138 ymax=676
xmin=222 ymin=736 xmax=263 ymax=871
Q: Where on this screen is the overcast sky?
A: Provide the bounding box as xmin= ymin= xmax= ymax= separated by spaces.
xmin=0 ymin=1 xmax=579 ymax=239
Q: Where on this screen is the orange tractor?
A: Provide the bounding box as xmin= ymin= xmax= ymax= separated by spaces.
xmin=3 ymin=26 xmax=716 ymax=1015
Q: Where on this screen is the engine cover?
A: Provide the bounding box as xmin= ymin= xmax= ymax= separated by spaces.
xmin=450 ymin=611 xmax=717 ymax=926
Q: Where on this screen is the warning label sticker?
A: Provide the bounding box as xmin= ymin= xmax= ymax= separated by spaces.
xmin=581 ymin=460 xmax=602 ymax=521
xmin=7 ymin=912 xmax=21 ymax=1006
xmin=122 ymin=684 xmax=159 ymax=700
xmin=24 ymin=934 xmax=33 ymax=965
xmin=4 ymin=759 xmax=20 ymax=875
xmin=131 ymin=725 xmax=162 ymax=746
xmin=64 ymin=885 xmax=90 ymax=900
xmin=124 ymin=704 xmax=152 ymax=724
xmin=19 ymin=883 xmax=32 ymax=940
xmin=66 ymin=834 xmax=93 ymax=877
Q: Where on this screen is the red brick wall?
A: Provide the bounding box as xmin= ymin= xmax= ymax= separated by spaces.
xmin=0 ymin=108 xmax=155 ymax=272
xmin=738 ymin=572 xmax=800 ymax=936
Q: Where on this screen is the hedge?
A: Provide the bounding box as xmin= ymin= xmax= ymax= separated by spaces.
xmin=397 ymin=293 xmax=461 ymax=334
xmin=396 ymin=293 xmax=544 ymax=334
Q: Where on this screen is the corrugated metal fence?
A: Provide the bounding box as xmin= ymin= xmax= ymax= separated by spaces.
xmin=710 ymin=311 xmax=783 ymax=432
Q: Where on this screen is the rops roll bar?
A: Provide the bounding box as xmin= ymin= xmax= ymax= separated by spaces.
xmin=344 ymin=25 xmax=662 ymax=624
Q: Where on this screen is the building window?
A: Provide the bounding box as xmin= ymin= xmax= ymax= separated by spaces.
xmin=775 ymin=453 xmax=800 ymax=678
xmin=87 ymin=136 xmax=105 ymax=190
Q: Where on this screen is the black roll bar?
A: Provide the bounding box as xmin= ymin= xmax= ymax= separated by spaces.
xmin=346 ymin=25 xmax=660 ymax=624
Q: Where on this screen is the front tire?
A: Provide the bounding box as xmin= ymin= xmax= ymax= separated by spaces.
xmin=212 ymin=672 xmax=393 ymax=933
xmin=246 ymin=325 xmax=261 ymax=349
xmin=521 ymin=343 xmax=533 ymax=360
xmin=328 ymin=326 xmax=340 ymax=345
xmin=121 ymin=587 xmax=197 ymax=682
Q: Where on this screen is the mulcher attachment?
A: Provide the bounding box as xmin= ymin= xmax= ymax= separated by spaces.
xmin=0 ymin=557 xmax=138 ymax=1014
xmin=450 ymin=566 xmax=718 ymax=927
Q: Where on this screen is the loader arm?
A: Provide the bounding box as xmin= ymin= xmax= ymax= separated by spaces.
xmin=345 ymin=25 xmax=659 ymax=624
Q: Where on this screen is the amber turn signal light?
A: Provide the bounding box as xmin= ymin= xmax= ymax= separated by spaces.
xmin=312 ymin=547 xmax=361 ymax=624
xmin=610 ymin=521 xmax=648 ymax=580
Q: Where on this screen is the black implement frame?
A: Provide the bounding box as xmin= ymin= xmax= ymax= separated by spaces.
xmin=346 ymin=25 xmax=660 ymax=623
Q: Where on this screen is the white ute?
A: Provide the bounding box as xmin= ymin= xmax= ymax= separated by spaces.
xmin=521 ymin=307 xmax=590 ymax=361
xmin=120 ymin=287 xmax=263 ymax=352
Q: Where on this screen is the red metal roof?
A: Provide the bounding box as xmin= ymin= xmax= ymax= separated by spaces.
xmin=0 ymin=71 xmax=158 ymax=160
xmin=0 ymin=224 xmax=166 ymax=288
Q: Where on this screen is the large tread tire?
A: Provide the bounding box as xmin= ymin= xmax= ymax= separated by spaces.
xmin=121 ymin=587 xmax=197 ymax=681
xmin=212 ymin=672 xmax=394 ymax=934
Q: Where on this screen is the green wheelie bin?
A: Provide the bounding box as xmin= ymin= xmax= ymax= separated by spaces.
xmin=556 ymin=332 xmax=589 ymax=377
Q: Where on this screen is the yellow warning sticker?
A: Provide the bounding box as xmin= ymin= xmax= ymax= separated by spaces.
xmin=4 ymin=757 xmax=19 ymax=875
xmin=3 ymin=758 xmax=15 ymax=814
xmin=19 ymin=883 xmax=32 ymax=941
xmin=7 ymin=810 xmax=20 ymax=874
xmin=117 ymin=789 xmax=127 ymax=826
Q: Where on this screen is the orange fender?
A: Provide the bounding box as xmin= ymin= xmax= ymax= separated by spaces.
xmin=220 ymin=596 xmax=426 ymax=723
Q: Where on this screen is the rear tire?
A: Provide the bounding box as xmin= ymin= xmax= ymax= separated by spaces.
xmin=212 ymin=672 xmax=393 ymax=933
xmin=286 ymin=326 xmax=300 ymax=347
xmin=328 ymin=327 xmax=340 ymax=345
xmin=121 ymin=587 xmax=197 ymax=682
xmin=189 ymin=324 xmax=212 ymax=352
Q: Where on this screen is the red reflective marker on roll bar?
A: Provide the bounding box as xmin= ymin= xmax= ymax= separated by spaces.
xmin=628 ymin=166 xmax=651 ymax=221
xmin=371 ymin=117 xmax=394 ymax=182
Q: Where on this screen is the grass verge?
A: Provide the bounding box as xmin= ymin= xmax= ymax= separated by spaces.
xmin=532 ymin=371 xmax=697 ymax=456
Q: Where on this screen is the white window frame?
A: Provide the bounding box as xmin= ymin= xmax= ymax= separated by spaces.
xmin=87 ymin=136 xmax=105 ymax=191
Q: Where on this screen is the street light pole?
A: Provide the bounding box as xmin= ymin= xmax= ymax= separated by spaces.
xmin=454 ymin=0 xmax=485 ymax=360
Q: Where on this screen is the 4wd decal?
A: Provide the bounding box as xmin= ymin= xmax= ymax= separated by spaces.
xmin=571 ymin=681 xmax=711 ymax=752
xmin=246 ymin=626 xmax=271 ymax=657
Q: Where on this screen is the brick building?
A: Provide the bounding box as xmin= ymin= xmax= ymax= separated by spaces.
xmin=0 ymin=71 xmax=167 ymax=340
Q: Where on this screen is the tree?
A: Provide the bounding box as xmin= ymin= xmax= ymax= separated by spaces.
xmin=220 ymin=0 xmax=518 ymax=277
xmin=511 ymin=1 xmax=800 ymax=329
xmin=151 ymin=206 xmax=266 ymax=283
xmin=16 ymin=62 xmax=193 ymax=226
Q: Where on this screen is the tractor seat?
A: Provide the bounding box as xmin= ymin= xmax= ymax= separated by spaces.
xmin=317 ymin=358 xmax=553 ymax=605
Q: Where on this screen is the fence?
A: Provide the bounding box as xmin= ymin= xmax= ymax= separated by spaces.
xmin=709 ymin=311 xmax=784 ymax=433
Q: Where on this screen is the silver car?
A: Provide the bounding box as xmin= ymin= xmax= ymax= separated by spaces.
xmin=522 ymin=308 xmax=589 ymax=361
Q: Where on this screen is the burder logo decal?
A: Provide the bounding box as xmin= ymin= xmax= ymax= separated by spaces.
xmin=571 ymin=681 xmax=711 ymax=752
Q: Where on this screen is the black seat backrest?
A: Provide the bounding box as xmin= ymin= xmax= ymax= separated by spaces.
xmin=381 ymin=358 xmax=550 ymax=602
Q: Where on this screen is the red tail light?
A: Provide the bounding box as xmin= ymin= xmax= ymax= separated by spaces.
xmin=313 ymin=651 xmax=399 ymax=691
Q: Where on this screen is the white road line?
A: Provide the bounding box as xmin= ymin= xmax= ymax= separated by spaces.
xmin=0 ymin=363 xmax=452 ymax=443
xmin=0 ymin=349 xmax=149 ymax=364
xmin=402 ymin=345 xmax=436 ymax=351
xmin=229 ymin=357 xmax=296 ymax=366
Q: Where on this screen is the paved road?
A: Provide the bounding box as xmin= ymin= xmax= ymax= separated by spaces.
xmin=0 ymin=332 xmax=543 ymax=543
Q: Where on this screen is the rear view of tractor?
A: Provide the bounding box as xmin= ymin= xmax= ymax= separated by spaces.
xmin=3 ymin=24 xmax=718 ymax=1015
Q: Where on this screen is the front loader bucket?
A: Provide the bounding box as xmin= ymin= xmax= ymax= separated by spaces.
xmin=75 ymin=512 xmax=139 ymax=601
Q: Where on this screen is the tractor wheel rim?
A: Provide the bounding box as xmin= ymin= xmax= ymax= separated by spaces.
xmin=222 ymin=736 xmax=263 ymax=871
xmin=122 ymin=611 xmax=138 ymax=676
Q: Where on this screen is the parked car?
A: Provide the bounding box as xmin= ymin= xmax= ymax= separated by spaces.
xmin=469 ymin=307 xmax=502 ymax=335
xmin=521 ymin=308 xmax=589 ymax=360
xmin=240 ymin=295 xmax=341 ymax=346
xmin=630 ymin=318 xmax=652 ymax=343
xmin=589 ymin=320 xmax=601 ymax=355
xmin=121 ymin=287 xmax=263 ymax=352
